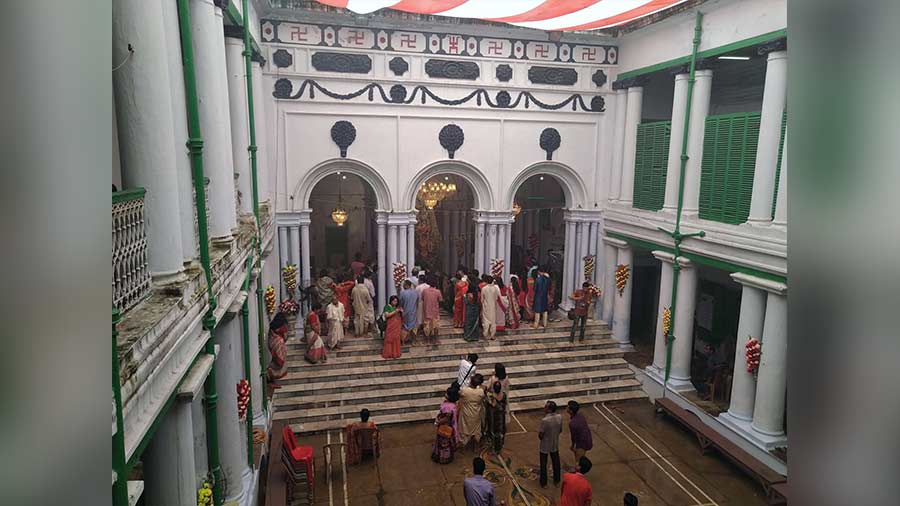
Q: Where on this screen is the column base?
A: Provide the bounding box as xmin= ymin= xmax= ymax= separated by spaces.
xmin=719 ymin=412 xmax=787 ymax=450
xmin=616 ymin=341 xmax=635 ymax=352
xmin=644 ymin=367 xmax=695 ymax=392
xmin=746 ymin=217 xmax=775 ymax=227
xmin=151 ymin=268 xmax=187 ymax=286
xmin=212 ymin=233 xmax=236 ymax=245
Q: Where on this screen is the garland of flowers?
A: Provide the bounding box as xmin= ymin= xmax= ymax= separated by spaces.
xmin=393 ymin=262 xmax=406 ymax=291
xmin=282 ymin=264 xmax=297 ymax=297
xmin=236 ymin=379 xmax=250 ymax=420
xmin=279 ymin=298 xmax=300 ymax=315
xmin=527 ymin=233 xmax=539 ymax=252
xmin=661 ymin=307 xmax=672 ymax=337
xmin=745 ymin=336 xmax=761 ymax=374
xmin=197 ymin=482 xmax=213 ymax=506
xmin=583 ymin=254 xmax=595 ymax=281
xmin=264 ymin=285 xmax=276 ymax=315
xmin=615 ymin=264 xmax=630 ymax=296
xmin=490 ymin=258 xmax=504 ymax=279
xmin=586 ymin=284 xmax=602 ymax=299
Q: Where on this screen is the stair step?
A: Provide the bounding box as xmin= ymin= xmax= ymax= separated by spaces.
xmin=287 ymin=390 xmax=648 ymax=435
xmin=273 ymin=367 xmax=636 ymax=410
xmin=274 ymin=378 xmax=642 ymax=423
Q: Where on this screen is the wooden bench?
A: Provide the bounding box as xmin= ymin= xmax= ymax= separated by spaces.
xmin=654 ymin=397 xmax=787 ymax=505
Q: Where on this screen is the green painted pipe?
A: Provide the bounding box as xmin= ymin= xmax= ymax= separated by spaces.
xmin=176 ymin=1 xmax=223 ymax=504
xmin=663 ymin=12 xmax=704 ymax=389
xmin=112 ymin=307 xmax=129 ymax=506
xmin=240 ymin=257 xmax=255 ymax=467
xmin=241 ymin=0 xmax=269 ymax=412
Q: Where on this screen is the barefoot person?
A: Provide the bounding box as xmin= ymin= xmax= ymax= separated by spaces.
xmin=421 ymin=275 xmax=444 ymax=342
xmin=325 ymin=297 xmax=346 ymax=350
xmin=538 ymin=401 xmax=563 ymax=488
xmin=453 ymin=268 xmax=468 ymax=328
xmin=398 ymin=280 xmax=419 ymax=344
xmin=351 ymin=275 xmax=374 ymax=337
xmin=458 ymin=374 xmax=486 ymax=449
xmin=381 ymin=295 xmax=403 ymax=359
xmin=304 ymin=303 xmax=327 ymax=364
xmin=566 ymin=401 xmax=593 ymax=468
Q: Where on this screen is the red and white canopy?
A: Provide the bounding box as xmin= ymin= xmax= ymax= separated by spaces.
xmin=314 ymin=0 xmax=687 ymax=31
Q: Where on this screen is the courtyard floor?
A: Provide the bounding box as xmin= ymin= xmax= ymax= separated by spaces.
xmin=292 ymin=399 xmax=769 ymax=506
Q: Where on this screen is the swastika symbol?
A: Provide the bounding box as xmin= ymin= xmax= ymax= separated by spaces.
xmin=487 ymin=40 xmax=504 ymax=55
xmin=581 ymin=47 xmax=597 ymax=61
xmin=399 ymin=33 xmax=417 ymax=49
xmin=290 ymin=26 xmax=308 ymax=42
xmin=533 ymin=44 xmax=549 ymax=58
xmin=346 ymin=30 xmax=366 ymax=46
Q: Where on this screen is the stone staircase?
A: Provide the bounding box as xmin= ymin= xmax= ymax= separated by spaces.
xmin=273 ymin=313 xmax=647 ymax=435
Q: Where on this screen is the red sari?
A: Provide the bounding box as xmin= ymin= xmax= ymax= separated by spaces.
xmin=381 ymin=304 xmax=402 ymax=359
xmin=523 ymin=277 xmax=536 ymax=321
xmin=334 ymin=281 xmax=355 ymax=320
xmin=504 ymin=286 xmax=520 ymax=329
xmin=453 ymin=280 xmax=468 ymax=328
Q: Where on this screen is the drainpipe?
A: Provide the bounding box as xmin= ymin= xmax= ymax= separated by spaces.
xmin=660 ymin=12 xmax=707 ymax=395
xmin=176 ymin=1 xmax=223 ymax=504
xmin=112 ymin=307 xmax=128 ymax=506
xmin=240 ymin=256 xmax=255 ymax=467
xmin=241 ymin=0 xmax=269 ymax=413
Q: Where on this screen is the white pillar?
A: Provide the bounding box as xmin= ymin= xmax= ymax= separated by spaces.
xmin=214 ymin=316 xmax=248 ymax=503
xmin=773 ymin=142 xmax=788 ymax=227
xmin=442 ymin=210 xmax=451 ymax=273
xmin=475 ymin=219 xmax=486 ymax=274
xmin=376 ymin=213 xmax=387 ymax=310
xmin=143 ymin=400 xmax=196 ymax=506
xmin=609 ymin=88 xmax=627 ymax=202
xmin=161 ymin=0 xmax=197 ymax=266
xmin=190 ymin=394 xmax=208 ymax=485
xmin=407 ymin=217 xmax=416 ymax=269
xmin=487 ymin=223 xmax=498 ymax=273
xmin=667 ymin=258 xmax=698 ymax=389
xmin=612 ymin=246 xmax=634 ymax=350
xmin=561 ymin=218 xmax=577 ymax=310
xmin=289 ymin=225 xmax=300 ymax=268
xmin=398 ymin=224 xmax=408 ymax=274
xmin=577 ymin=222 xmax=590 ymax=284
xmin=720 ymin=274 xmax=769 ymax=433
xmin=751 ymin=288 xmax=788 ymax=442
xmin=504 ymin=221 xmax=513 ymax=280
xmin=663 ymin=73 xmax=690 ymax=212
xmin=225 ymin=36 xmax=252 ymax=215
xmin=748 ymin=50 xmax=788 ymax=224
xmin=278 ymin=226 xmax=289 ymax=268
xmin=251 ymin=61 xmax=270 ymax=204
xmin=190 ymin=0 xmax=237 ymax=243
xmin=247 ymin=275 xmax=263 ymax=420
xmin=619 ymin=86 xmax=644 ymax=206
xmin=449 ymin=211 xmax=460 ymax=272
xmin=601 ymin=242 xmax=617 ymax=322
xmin=648 ymin=252 xmax=675 ymax=377
xmin=299 ymin=213 xmax=312 ymax=290
xmin=496 ymin=223 xmax=507 ymax=279
xmin=387 ymin=224 xmax=399 ymax=291
xmin=113 ymin=0 xmax=185 ymax=282
xmin=682 ymin=69 xmax=713 ymax=216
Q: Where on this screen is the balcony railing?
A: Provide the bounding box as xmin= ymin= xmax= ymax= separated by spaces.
xmin=113 ymin=188 xmax=151 ymax=313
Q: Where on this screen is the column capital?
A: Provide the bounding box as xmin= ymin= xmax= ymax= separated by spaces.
xmin=387 ymin=212 xmax=415 ymax=226
xmin=376 ymin=211 xmax=389 ymax=225
xmin=730 ymin=272 xmax=787 ymax=295
xmin=276 ymin=211 xmax=303 ymax=226
xmin=480 ymin=210 xmax=515 ymax=224
xmin=651 ymin=250 xmax=692 ymax=268
xmin=612 ymin=75 xmax=649 ymax=90
xmin=758 ymin=38 xmax=787 ymax=56
xmin=566 ymin=209 xmax=603 ymax=223
xmin=602 ymin=236 xmax=628 ymax=249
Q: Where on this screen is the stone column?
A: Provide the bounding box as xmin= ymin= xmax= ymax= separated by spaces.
xmin=601 ymin=241 xmax=618 ymax=322
xmin=247 ymin=274 xmax=264 ymax=421
xmin=251 ymin=60 xmax=269 ymax=204
xmin=449 ymin=210 xmax=460 ymax=272
xmin=577 ymin=221 xmax=590 ymax=285
xmin=190 ymin=394 xmax=208 ymax=487
xmin=663 ymin=73 xmax=690 ymax=212
xmin=682 ymin=69 xmax=713 ymax=216
xmin=749 ymin=49 xmax=788 ymax=224
xmin=225 ymin=35 xmax=252 ymax=215
xmin=214 ymin=316 xmax=249 ymax=503
xmin=487 ymin=223 xmax=498 ymax=272
xmin=398 ymin=224 xmax=408 ymax=274
xmin=612 ymin=245 xmax=634 ymax=350
xmin=475 ymin=219 xmax=486 ymax=274
xmin=387 ymin=224 xmax=398 ymax=291
xmin=560 ymin=217 xmax=576 ymax=309
xmin=496 ymin=223 xmax=507 ymax=279
xmin=278 ymin=226 xmax=289 ymax=269
xmin=289 ymin=225 xmax=300 ymax=267
xmin=609 ymin=87 xmax=628 ymax=202
xmin=442 ymin=210 xmax=452 ymax=273
xmin=773 ymin=142 xmax=787 ymax=227
xmin=751 ymin=287 xmax=788 ymax=445
xmin=648 ymin=251 xmax=676 ymax=378
xmin=299 ymin=212 xmax=312 ymax=290
xmin=668 ymin=258 xmax=698 ymax=390
xmin=719 ymin=273 xmax=769 ymax=434
xmin=161 ymin=0 xmax=197 ymax=266
xmin=505 ymin=221 xmax=513 ymax=280
xmin=190 ymin=0 xmax=237 ymax=243
xmin=143 ymin=400 xmax=196 ymax=506
xmin=619 ymin=86 xmax=644 ymax=207
xmin=407 ymin=216 xmax=416 ymax=269
xmin=376 ymin=213 xmax=387 ymax=310
xmin=113 ymin=0 xmax=185 ymax=282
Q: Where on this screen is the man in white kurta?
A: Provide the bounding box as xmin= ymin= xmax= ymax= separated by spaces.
xmin=415 ymin=275 xmax=430 ymax=335
xmin=480 ymin=278 xmax=505 ymax=340
xmin=351 ymin=278 xmax=373 ymax=337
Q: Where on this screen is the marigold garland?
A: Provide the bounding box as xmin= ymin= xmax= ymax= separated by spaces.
xmin=236 ymin=379 xmax=250 ymax=420
xmin=586 ymin=283 xmax=602 ymax=298
xmin=281 ymin=264 xmax=297 ymax=296
xmin=615 ymin=264 xmax=630 ymax=296
xmin=583 ymin=255 xmax=595 ymax=281
xmin=197 ymin=482 xmax=213 ymax=506
xmin=264 ymin=285 xmax=276 ymax=315
xmin=745 ymin=336 xmax=761 ymax=374
xmin=279 ymin=298 xmax=299 ymax=315
xmin=661 ymin=307 xmax=672 ymax=337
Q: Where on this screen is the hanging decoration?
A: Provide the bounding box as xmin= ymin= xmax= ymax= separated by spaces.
xmin=279 ymin=298 xmax=300 ymax=315
xmin=745 ymin=336 xmax=762 ymax=374
xmin=197 ymin=482 xmax=213 ymax=506
xmin=282 ymin=264 xmax=297 ymax=296
xmin=528 ymin=233 xmax=539 ymax=252
xmin=586 ymin=284 xmax=602 ymax=299
xmin=615 ymin=264 xmax=630 ymax=296
xmin=490 ymin=258 xmax=504 ymax=279
xmin=583 ymin=254 xmax=595 ymax=281
xmin=416 ymin=208 xmax=442 ymax=268
xmin=332 ymin=173 xmax=348 ymax=226
xmin=418 ymin=179 xmax=457 ymax=210
xmin=264 ymin=285 xmax=276 ymax=315
xmin=661 ymin=307 xmax=672 ymax=337
xmin=236 ymin=379 xmax=250 ymax=420
xmin=393 ymin=262 xmax=406 ymax=291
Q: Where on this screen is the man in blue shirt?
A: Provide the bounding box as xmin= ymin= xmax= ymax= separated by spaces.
xmin=463 ymin=457 xmax=496 ymax=506
xmin=532 ymin=266 xmax=551 ymax=330
xmin=398 ymin=280 xmax=419 ymax=344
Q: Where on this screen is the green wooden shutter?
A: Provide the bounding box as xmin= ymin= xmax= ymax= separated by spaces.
xmin=632 ymin=120 xmax=671 ymax=211
xmin=699 ymin=112 xmax=761 ymax=224
xmin=771 ymin=110 xmax=787 ymax=218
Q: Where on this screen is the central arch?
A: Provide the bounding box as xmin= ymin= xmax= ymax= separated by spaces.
xmin=292 ymin=158 xmax=392 ymax=211
xmin=402 ymin=160 xmax=494 ymax=211
xmin=504 ymin=161 xmax=588 ymax=210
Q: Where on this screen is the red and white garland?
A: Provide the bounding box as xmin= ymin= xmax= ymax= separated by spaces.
xmin=392 ymin=262 xmax=406 ymax=290
xmin=264 ymin=285 xmax=276 ymax=315
xmin=585 ymin=283 xmax=601 ymax=299
xmin=279 ymin=298 xmax=300 ymax=315
xmin=615 ymin=264 xmax=630 ymax=296
xmin=236 ymin=379 xmax=250 ymax=420
xmin=745 ymin=336 xmax=761 ymax=374
xmin=583 ymin=255 xmax=595 ymax=281
xmin=490 ymin=258 xmax=504 ymax=279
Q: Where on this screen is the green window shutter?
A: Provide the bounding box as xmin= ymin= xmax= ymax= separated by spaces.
xmin=632 ymin=120 xmax=671 ymax=211
xmin=699 ymin=112 xmax=761 ymax=224
xmin=771 ymin=109 xmax=787 ymax=218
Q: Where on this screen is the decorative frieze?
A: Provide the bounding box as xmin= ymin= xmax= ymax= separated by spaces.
xmin=495 ymin=64 xmax=513 ymax=82
xmin=272 ymin=49 xmax=292 ymax=68
xmin=529 ymin=66 xmax=578 ymax=86
xmin=389 ymin=57 xmax=409 ymax=76
xmin=311 ymin=51 xmax=372 ymax=73
xmin=424 ymin=59 xmax=480 ymax=80
xmin=592 ymin=69 xmax=608 ymax=87
xmin=261 ymin=20 xmax=617 ymax=64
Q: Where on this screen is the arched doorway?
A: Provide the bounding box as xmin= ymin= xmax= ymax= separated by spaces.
xmin=413 ymin=174 xmax=476 ymax=277
xmin=308 ymin=172 xmax=377 ymax=274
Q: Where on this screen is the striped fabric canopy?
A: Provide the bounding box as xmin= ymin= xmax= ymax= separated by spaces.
xmin=314 ymin=0 xmax=687 ymax=31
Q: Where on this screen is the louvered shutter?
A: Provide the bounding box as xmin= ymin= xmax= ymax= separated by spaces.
xmin=699 ymin=112 xmax=761 ymax=224
xmin=632 ymin=121 xmax=670 ymax=211
xmin=771 ymin=110 xmax=787 ymax=218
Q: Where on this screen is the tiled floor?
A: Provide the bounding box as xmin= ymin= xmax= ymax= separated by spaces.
xmin=294 ymin=399 xmax=769 ymax=505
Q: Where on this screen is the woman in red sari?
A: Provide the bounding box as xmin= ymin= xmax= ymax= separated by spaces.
xmin=381 ymin=295 xmax=403 ymax=359
xmin=506 ymin=275 xmax=521 ymax=329
xmin=334 ymin=275 xmax=356 ymax=324
xmin=266 ymin=313 xmax=289 ymax=381
xmin=304 ymin=303 xmax=327 ymax=364
xmin=523 ymin=272 xmax=536 ymax=322
xmin=453 ymin=270 xmax=468 ymax=328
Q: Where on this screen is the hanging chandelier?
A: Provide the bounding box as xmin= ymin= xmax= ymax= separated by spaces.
xmin=332 ymin=172 xmax=348 ymax=226
xmin=418 ymin=179 xmax=457 ymax=210
xmin=512 ymin=202 xmax=522 ymax=217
